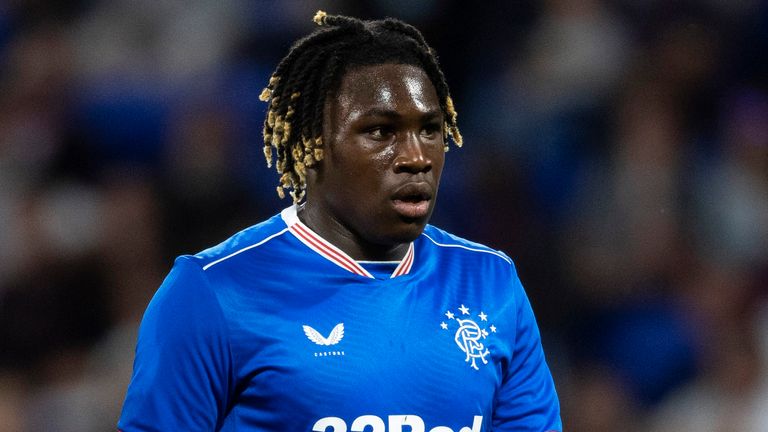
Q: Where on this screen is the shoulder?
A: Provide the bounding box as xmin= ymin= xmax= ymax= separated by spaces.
xmin=144 ymin=211 xmax=291 ymax=325
xmin=420 ymin=225 xmax=515 ymax=268
xmin=187 ymin=210 xmax=291 ymax=272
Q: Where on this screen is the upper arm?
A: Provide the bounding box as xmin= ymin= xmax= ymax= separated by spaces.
xmin=118 ymin=257 xmax=233 ymax=431
xmin=493 ymin=274 xmax=562 ymax=432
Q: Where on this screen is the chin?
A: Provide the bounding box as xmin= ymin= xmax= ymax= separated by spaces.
xmin=391 ymin=219 xmax=429 ymax=243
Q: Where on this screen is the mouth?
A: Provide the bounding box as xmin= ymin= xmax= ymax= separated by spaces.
xmin=391 ymin=183 xmax=433 ymax=220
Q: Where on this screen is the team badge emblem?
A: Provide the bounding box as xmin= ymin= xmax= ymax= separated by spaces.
xmin=440 ymin=305 xmax=497 ymax=370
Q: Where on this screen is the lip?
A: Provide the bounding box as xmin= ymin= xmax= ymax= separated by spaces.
xmin=391 ymin=182 xmax=433 ymax=219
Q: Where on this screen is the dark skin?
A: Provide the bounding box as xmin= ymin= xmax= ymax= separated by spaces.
xmin=299 ymin=63 xmax=445 ymax=262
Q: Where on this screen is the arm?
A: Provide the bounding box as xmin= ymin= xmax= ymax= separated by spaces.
xmin=493 ymin=274 xmax=562 ymax=432
xmin=118 ymin=257 xmax=233 ymax=431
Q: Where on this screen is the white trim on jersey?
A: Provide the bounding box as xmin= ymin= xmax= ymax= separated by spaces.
xmin=281 ymin=205 xmax=414 ymax=279
xmin=202 ymin=228 xmax=290 ymax=271
xmin=421 ymin=232 xmax=512 ymax=265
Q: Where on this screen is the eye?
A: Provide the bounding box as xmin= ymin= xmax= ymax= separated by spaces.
xmin=367 ymin=126 xmax=394 ymax=140
xmin=420 ymin=122 xmax=442 ymax=139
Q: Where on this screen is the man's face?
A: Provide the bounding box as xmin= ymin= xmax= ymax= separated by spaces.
xmin=307 ymin=63 xmax=445 ymax=251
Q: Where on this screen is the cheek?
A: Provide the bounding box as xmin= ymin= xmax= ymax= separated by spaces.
xmin=336 ymin=138 xmax=394 ymax=175
xmin=326 ymin=151 xmax=385 ymax=194
xmin=432 ymin=148 xmax=446 ymax=174
xmin=369 ymin=145 xmax=396 ymax=167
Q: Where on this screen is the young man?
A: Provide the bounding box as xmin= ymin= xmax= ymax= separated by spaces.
xmin=119 ymin=11 xmax=561 ymax=432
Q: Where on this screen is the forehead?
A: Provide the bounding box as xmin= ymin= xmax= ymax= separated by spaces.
xmin=333 ymin=63 xmax=440 ymax=116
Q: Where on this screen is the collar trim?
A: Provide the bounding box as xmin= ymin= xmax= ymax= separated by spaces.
xmin=281 ymin=205 xmax=414 ymax=279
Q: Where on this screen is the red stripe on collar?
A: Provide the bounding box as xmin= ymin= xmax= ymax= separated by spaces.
xmin=391 ymin=242 xmax=414 ymax=277
xmin=282 ymin=206 xmax=414 ymax=279
xmin=289 ymin=222 xmax=372 ymax=277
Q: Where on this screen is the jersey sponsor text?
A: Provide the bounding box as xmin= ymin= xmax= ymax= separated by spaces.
xmin=312 ymin=414 xmax=482 ymax=432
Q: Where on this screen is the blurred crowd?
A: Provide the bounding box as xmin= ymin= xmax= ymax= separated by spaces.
xmin=0 ymin=0 xmax=766 ymax=431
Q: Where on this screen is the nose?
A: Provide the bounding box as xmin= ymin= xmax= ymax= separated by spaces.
xmin=393 ymin=131 xmax=432 ymax=174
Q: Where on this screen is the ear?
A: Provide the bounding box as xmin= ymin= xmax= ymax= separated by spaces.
xmin=305 ymin=156 xmax=322 ymax=186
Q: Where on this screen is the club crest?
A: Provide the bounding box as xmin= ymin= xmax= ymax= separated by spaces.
xmin=440 ymin=305 xmax=497 ymax=370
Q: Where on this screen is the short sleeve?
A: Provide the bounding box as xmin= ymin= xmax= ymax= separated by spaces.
xmin=118 ymin=256 xmax=233 ymax=431
xmin=493 ymin=275 xmax=562 ymax=431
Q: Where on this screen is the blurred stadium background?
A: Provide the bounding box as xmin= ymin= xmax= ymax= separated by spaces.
xmin=0 ymin=0 xmax=767 ymax=430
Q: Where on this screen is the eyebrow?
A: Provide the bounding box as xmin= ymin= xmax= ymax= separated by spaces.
xmin=360 ymin=108 xmax=443 ymax=121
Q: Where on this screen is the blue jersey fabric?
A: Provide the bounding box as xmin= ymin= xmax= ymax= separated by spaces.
xmin=119 ymin=206 xmax=561 ymax=432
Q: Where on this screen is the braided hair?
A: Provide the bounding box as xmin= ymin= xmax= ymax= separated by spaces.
xmin=260 ymin=10 xmax=463 ymax=202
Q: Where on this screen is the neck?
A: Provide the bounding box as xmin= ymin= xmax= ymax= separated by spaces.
xmin=297 ymin=203 xmax=410 ymax=261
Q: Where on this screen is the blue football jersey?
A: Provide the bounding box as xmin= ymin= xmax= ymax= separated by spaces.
xmin=119 ymin=206 xmax=562 ymax=431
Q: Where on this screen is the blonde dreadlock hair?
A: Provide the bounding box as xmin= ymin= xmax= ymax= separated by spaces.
xmin=260 ymin=10 xmax=463 ymax=202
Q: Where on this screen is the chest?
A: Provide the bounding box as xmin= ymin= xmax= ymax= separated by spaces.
xmin=218 ymin=272 xmax=515 ymax=431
